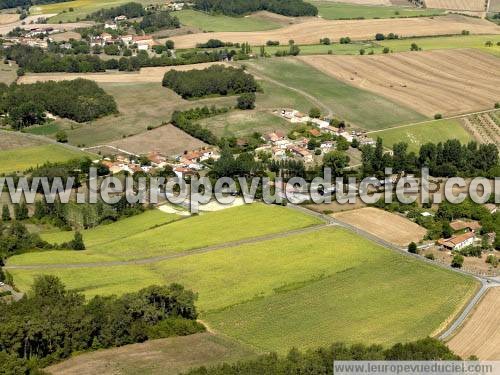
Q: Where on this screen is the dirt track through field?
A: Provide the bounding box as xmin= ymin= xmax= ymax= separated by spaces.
xmin=425 ymin=0 xmax=485 ymax=11
xmin=332 ymin=207 xmax=426 ymax=246
xmin=167 ymin=15 xmax=500 ymax=48
xmin=18 ymin=62 xmax=228 ymax=84
xmin=298 ymin=49 xmax=500 ymax=117
xmin=447 ymin=287 xmax=500 ymax=360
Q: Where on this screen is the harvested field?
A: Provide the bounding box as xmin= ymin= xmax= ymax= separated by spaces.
xmin=461 ymin=112 xmax=500 ymax=146
xmin=319 ymin=0 xmax=391 ymax=4
xmin=332 ymin=207 xmax=426 ymax=246
xmin=425 ymin=0 xmax=486 ymax=11
xmin=447 ymin=287 xmax=500 ymax=360
xmin=46 ymin=333 xmax=257 ymax=375
xmin=298 ymin=49 xmax=500 ymax=117
xmin=50 ymin=31 xmax=82 ymax=42
xmin=0 ymin=130 xmax=45 ymax=150
xmin=18 ymin=62 xmax=228 ymax=84
xmin=0 ymin=14 xmax=92 ymax=35
xmin=108 ymin=124 xmax=208 ymax=156
xmin=0 ymin=13 xmax=18 ymax=25
xmin=167 ymin=15 xmax=500 ymax=48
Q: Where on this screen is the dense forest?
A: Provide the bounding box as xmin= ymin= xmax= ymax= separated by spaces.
xmin=186 ymin=337 xmax=461 ymax=374
xmin=3 ymin=45 xmax=234 ymax=73
xmin=87 ymin=2 xmax=145 ymax=21
xmin=361 ymin=138 xmax=499 ymax=178
xmin=162 ymin=65 xmax=258 ymax=99
xmin=138 ymin=10 xmax=180 ymax=33
xmin=0 ymin=79 xmax=117 ymax=128
xmin=0 ymin=0 xmax=60 ymax=10
xmin=193 ymin=0 xmax=318 ymax=17
xmin=0 ymin=276 xmax=203 ymax=372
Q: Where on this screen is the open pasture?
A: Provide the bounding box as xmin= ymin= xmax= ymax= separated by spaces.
xmin=424 ymin=0 xmax=486 ymax=11
xmin=298 ymin=49 xmax=500 ymax=117
xmin=332 ymin=207 xmax=426 ymax=246
xmin=447 ymin=287 xmax=500 ymax=360
xmin=313 ymin=1 xmax=444 ymax=19
xmin=7 ymin=203 xmax=322 ymax=266
xmin=373 ymin=119 xmax=474 ymax=152
xmin=246 ymin=58 xmax=425 ymax=130
xmin=168 ymin=15 xmax=500 ymax=49
xmin=8 ymin=226 xmax=478 ymax=353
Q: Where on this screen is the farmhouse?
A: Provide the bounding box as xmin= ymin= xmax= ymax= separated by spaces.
xmin=104 ymin=22 xmax=118 ymax=30
xmin=133 ymin=35 xmax=158 ymax=50
xmin=449 ymin=220 xmax=481 ymax=233
xmin=437 ymin=232 xmax=475 ymax=251
xmin=114 ymin=15 xmax=128 ymax=22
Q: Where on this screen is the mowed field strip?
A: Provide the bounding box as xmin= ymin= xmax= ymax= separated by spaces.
xmin=332 ymin=207 xmax=427 ymax=246
xmin=447 ymin=287 xmax=500 ymax=360
xmin=167 ymin=15 xmax=500 ymax=48
xmin=298 ymin=49 xmax=500 ymax=117
xmin=425 ymin=0 xmax=486 ymax=11
xmin=18 ymin=62 xmax=228 ymax=84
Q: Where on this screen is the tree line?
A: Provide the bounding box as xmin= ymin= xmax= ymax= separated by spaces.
xmin=3 ymin=44 xmax=234 ymax=73
xmin=138 ymin=10 xmax=180 ymax=33
xmin=0 ymin=0 xmax=60 ymax=10
xmin=361 ymin=138 xmax=499 ymax=178
xmin=0 ymin=79 xmax=117 ymax=129
xmin=186 ymin=337 xmax=461 ymax=374
xmin=0 ymin=276 xmax=203 ymax=372
xmin=193 ymin=0 xmax=318 ymax=17
xmin=162 ymin=65 xmax=258 ymax=99
xmin=171 ymin=106 xmax=229 ymax=145
xmin=87 ymin=1 xmax=145 ymax=21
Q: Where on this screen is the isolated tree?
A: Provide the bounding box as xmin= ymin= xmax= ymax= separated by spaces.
xmin=1 ymin=205 xmax=11 ymax=221
xmin=323 ymin=151 xmax=350 ymax=177
xmin=14 ymin=202 xmax=28 ymax=221
xmin=309 ymin=107 xmax=321 ymax=118
xmin=410 ymin=43 xmax=420 ymax=51
xmin=451 ymin=254 xmax=464 ymax=268
xmin=408 ymin=242 xmax=417 ymax=254
xmin=56 ymin=130 xmax=68 ymax=143
xmin=71 ymin=231 xmax=86 ymax=250
xmin=236 ymin=92 xmax=256 ymax=110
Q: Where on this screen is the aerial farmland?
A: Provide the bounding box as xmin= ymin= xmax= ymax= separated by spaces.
xmin=0 ymin=0 xmax=499 ymax=373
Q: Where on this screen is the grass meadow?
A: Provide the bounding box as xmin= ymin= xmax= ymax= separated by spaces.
xmin=373 ymin=119 xmax=474 ymax=152
xmin=9 ymin=227 xmax=478 ymax=353
xmin=246 ymin=58 xmax=426 ymax=130
xmin=8 ymin=204 xmax=322 ymax=265
xmin=175 ymin=9 xmax=281 ymax=32
xmin=0 ymin=144 xmax=88 ymax=174
xmin=313 ymin=2 xmax=445 ymax=20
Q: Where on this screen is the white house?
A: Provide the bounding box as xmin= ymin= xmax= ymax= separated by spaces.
xmin=437 ymin=232 xmax=475 ymax=251
xmin=104 ymin=22 xmax=117 ymax=30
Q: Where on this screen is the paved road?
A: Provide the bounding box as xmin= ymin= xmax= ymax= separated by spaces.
xmin=5 ymin=223 xmax=332 ymax=270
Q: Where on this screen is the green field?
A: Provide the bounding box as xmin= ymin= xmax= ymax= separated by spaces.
xmin=23 ymin=122 xmax=61 ymax=136
xmin=381 ymin=34 xmax=500 ymax=57
xmin=0 ymin=144 xmax=88 ymax=175
xmin=246 ymin=58 xmax=427 ymax=130
xmin=199 ymin=110 xmax=292 ymax=138
xmin=8 ymin=227 xmax=477 ymax=353
xmin=30 ymin=0 xmax=165 ymax=22
xmin=176 ymin=9 xmax=281 ymax=32
xmin=261 ymin=41 xmax=383 ymax=56
xmin=8 ymin=203 xmax=322 ymax=265
xmin=313 ymin=2 xmax=444 ymax=20
xmin=373 ymin=119 xmax=474 ymax=152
